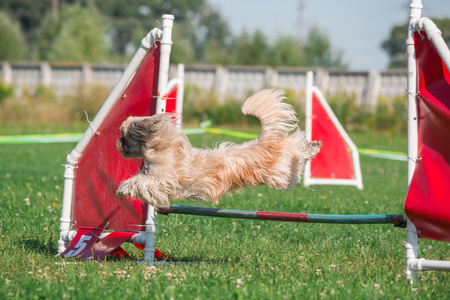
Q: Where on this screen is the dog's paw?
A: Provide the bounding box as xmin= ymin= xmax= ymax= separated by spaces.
xmin=116 ymin=175 xmax=170 ymax=207
xmin=116 ymin=183 xmax=132 ymax=198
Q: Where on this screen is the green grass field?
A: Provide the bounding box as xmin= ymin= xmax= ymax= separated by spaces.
xmin=0 ymin=131 xmax=449 ymax=299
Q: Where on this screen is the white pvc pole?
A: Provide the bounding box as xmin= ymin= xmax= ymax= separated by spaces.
xmin=58 ymin=28 xmax=163 ymax=254
xmin=411 ymin=259 xmax=450 ymax=272
xmin=154 ymin=15 xmax=175 ymax=114
xmin=144 ymin=14 xmax=174 ymax=264
xmin=303 ymin=71 xmax=314 ymax=187
xmin=175 ymin=64 xmax=185 ymax=128
xmin=405 ymin=0 xmax=421 ymax=281
xmin=57 ymin=164 xmax=76 ymax=253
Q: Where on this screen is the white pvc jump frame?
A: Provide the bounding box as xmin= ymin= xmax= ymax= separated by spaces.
xmin=405 ymin=0 xmax=450 ymax=279
xmin=57 ymin=14 xmax=175 ymax=263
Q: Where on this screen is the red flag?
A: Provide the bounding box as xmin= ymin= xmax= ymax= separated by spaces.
xmin=72 ymin=45 xmax=160 ymax=231
xmin=310 ymin=92 xmax=355 ymax=180
xmin=404 ymin=32 xmax=450 ymax=242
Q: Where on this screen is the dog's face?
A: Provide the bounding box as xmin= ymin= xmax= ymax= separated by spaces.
xmin=116 ymin=115 xmax=164 ymax=159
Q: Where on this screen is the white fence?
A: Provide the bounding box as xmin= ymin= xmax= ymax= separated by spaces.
xmin=1 ymin=62 xmax=407 ymax=105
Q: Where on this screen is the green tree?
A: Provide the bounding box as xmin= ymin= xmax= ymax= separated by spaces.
xmin=170 ymin=25 xmax=195 ymax=64
xmin=381 ymin=24 xmax=408 ymax=69
xmin=93 ymin=0 xmax=158 ymax=56
xmin=304 ymin=25 xmax=346 ymax=68
xmin=94 ymin=0 xmax=207 ymax=57
xmin=0 ymin=1 xmax=49 ymax=30
xmin=3 ymin=0 xmax=217 ymax=62
xmin=229 ymin=26 xmax=346 ymax=68
xmin=232 ymin=30 xmax=269 ymax=65
xmin=382 ymin=18 xmax=450 ymax=69
xmin=0 ymin=0 xmax=49 ymax=44
xmin=0 ymin=11 xmax=27 ymax=60
xmin=36 ymin=11 xmax=62 ymax=61
xmin=92 ymin=0 xmax=231 ymax=63
xmin=42 ymin=3 xmax=111 ymax=62
xmin=1 ymin=0 xmax=347 ymax=68
xmin=267 ymin=36 xmax=305 ymax=67
xmin=193 ymin=5 xmax=232 ymax=63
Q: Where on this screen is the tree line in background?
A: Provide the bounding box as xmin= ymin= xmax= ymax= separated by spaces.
xmin=1 ymin=1 xmax=449 ymax=68
xmin=2 ymin=0 xmax=339 ymax=68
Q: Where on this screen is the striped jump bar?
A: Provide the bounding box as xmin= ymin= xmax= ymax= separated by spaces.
xmin=157 ymin=205 xmax=406 ymax=228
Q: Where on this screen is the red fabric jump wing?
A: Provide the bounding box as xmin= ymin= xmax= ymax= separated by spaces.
xmin=72 ymin=45 xmax=160 ymax=232
xmin=404 ymin=32 xmax=450 ymax=242
xmin=310 ymin=92 xmax=355 ymax=180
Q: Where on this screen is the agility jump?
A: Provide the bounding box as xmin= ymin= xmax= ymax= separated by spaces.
xmin=56 ymin=13 xmax=402 ymax=263
xmin=57 ymin=0 xmax=450 ymax=279
xmin=403 ymin=0 xmax=450 ymax=278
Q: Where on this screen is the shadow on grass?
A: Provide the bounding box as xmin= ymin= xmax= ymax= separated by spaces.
xmin=20 ymin=235 xmax=58 ymax=256
xmin=19 ymin=235 xmax=242 ymax=264
xmin=168 ymin=255 xmax=241 ymax=265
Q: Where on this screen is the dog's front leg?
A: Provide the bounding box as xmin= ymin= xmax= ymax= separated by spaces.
xmin=116 ymin=174 xmax=169 ymax=207
xmin=116 ymin=176 xmax=140 ymax=199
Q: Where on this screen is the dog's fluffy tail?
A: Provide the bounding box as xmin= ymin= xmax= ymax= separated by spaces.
xmin=241 ymin=89 xmax=298 ymax=139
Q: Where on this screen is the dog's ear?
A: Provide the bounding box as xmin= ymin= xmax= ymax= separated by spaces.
xmin=128 ymin=118 xmax=160 ymax=141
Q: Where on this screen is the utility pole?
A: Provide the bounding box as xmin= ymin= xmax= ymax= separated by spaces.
xmin=298 ymin=0 xmax=305 ymax=44
xmin=52 ymin=0 xmax=59 ymax=20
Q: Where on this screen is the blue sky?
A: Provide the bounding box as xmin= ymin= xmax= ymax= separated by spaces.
xmin=208 ymin=0 xmax=450 ymax=70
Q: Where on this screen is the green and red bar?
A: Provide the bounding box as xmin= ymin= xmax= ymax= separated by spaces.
xmin=157 ymin=205 xmax=406 ymax=228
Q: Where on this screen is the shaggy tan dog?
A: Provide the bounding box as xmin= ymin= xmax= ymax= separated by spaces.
xmin=116 ymin=89 xmax=321 ymax=207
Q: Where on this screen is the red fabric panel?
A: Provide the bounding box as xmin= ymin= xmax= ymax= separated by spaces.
xmin=404 ymin=32 xmax=450 ymax=242
xmin=90 ymin=231 xmax=135 ymax=260
xmin=72 ymin=45 xmax=160 ymax=231
xmin=60 ymin=227 xmax=103 ymax=258
xmin=166 ymin=86 xmax=177 ymax=113
xmin=310 ymin=93 xmax=355 ymax=179
xmin=108 ymin=246 xmax=133 ymax=260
